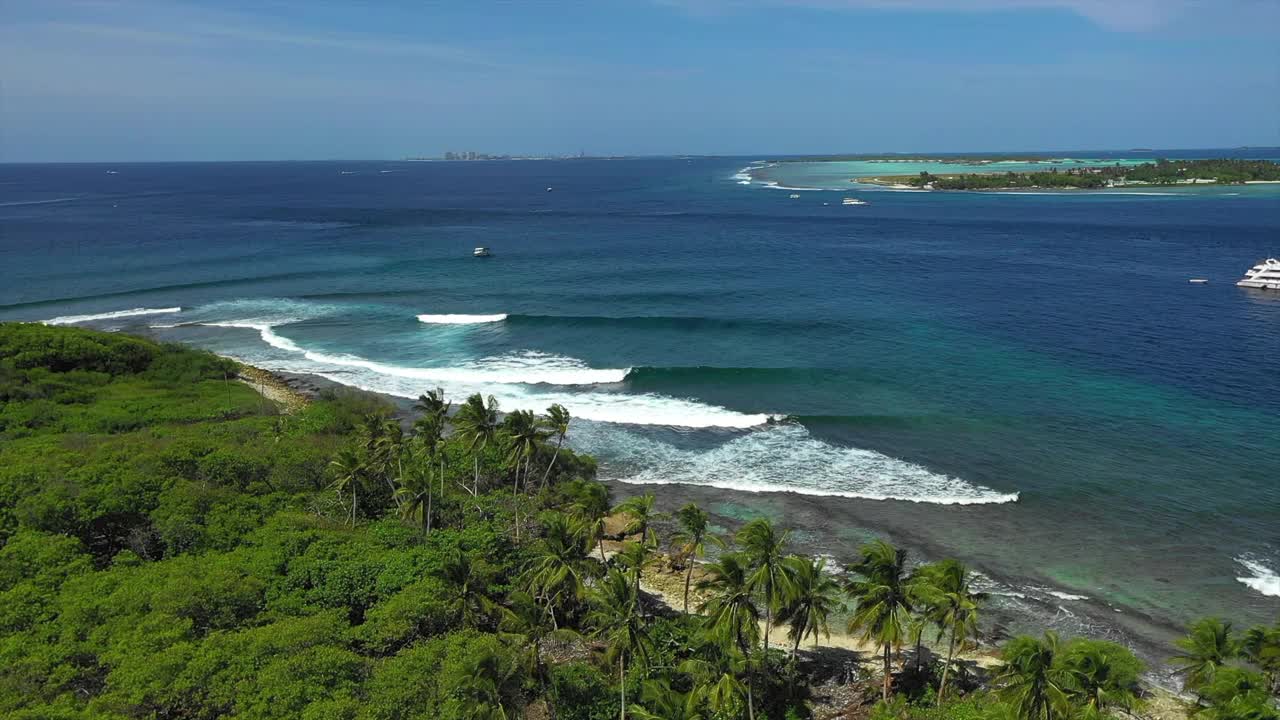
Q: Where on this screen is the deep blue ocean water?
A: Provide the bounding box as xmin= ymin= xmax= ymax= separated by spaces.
xmin=3 ymin=155 xmax=1278 ymax=661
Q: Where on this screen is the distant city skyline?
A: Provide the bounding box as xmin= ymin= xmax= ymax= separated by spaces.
xmin=2 ymin=0 xmax=1278 ymax=162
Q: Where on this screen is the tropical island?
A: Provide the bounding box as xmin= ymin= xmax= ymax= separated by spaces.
xmin=2 ymin=323 xmax=1277 ymax=720
xmin=856 ymin=158 xmax=1280 ymax=190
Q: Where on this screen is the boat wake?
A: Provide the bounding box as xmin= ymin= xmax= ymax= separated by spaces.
xmin=44 ymin=306 xmax=182 ymax=325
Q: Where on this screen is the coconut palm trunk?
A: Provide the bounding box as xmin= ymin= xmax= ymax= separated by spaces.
xmin=939 ymin=630 xmax=958 ymax=702
xmin=618 ymin=653 xmax=627 ymax=720
xmin=882 ymin=642 xmax=892 ymax=701
xmin=683 ymin=564 xmax=694 ymax=614
xmin=540 ymin=435 xmax=564 ymax=489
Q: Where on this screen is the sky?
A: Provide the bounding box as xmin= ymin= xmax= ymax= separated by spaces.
xmin=2 ymin=0 xmax=1278 ymax=161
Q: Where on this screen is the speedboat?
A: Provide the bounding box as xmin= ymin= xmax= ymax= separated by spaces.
xmin=1237 ymin=258 xmax=1280 ymax=289
xmin=473 ymin=247 xmax=492 ymax=258
xmin=842 ymin=197 xmax=868 ymax=206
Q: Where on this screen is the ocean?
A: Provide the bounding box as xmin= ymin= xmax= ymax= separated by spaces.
xmin=3 ymin=154 xmax=1278 ymax=669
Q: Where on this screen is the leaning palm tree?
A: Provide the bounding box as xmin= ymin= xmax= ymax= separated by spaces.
xmin=587 ymin=569 xmax=654 ymax=720
xmin=736 ymin=518 xmax=792 ymax=653
xmin=328 ymin=447 xmax=365 ymax=527
xmin=914 ymin=559 xmax=986 ymax=702
xmin=613 ymin=493 xmax=665 ymax=548
xmin=777 ymin=555 xmax=843 ymax=658
xmin=454 ymin=393 xmax=499 ymax=496
xmin=993 ymin=632 xmax=1070 ymax=720
xmin=522 ymin=512 xmax=601 ymax=627
xmin=669 ymin=502 xmax=718 ymax=613
xmin=1172 ymin=617 xmax=1239 ymax=694
xmin=845 ymin=539 xmax=914 ymax=701
xmin=538 ymin=403 xmax=571 ymax=490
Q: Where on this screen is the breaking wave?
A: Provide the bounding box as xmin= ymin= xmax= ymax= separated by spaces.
xmin=44 ymin=306 xmax=182 ymax=325
xmin=418 ymin=313 xmax=508 ymax=324
xmin=1236 ymin=555 xmax=1280 ymax=597
xmin=572 ymin=421 xmax=1018 ymax=505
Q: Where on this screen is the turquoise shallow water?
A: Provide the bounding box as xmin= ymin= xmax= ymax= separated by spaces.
xmin=2 ymin=154 xmax=1278 ymax=665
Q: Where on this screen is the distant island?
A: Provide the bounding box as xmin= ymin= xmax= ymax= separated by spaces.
xmin=404 ymin=151 xmax=628 ymax=161
xmin=858 ymin=158 xmax=1280 ymax=190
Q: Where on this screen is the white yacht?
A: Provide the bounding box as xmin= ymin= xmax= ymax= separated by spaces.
xmin=1237 ymin=258 xmax=1280 ymax=289
xmin=473 ymin=247 xmax=492 ymax=258
xmin=842 ymin=197 xmax=868 ymax=206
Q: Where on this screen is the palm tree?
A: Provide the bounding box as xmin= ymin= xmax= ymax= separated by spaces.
xmin=914 ymin=559 xmax=986 ymax=702
xmin=448 ymin=641 xmax=523 ymax=720
xmin=566 ymin=479 xmax=612 ymax=563
xmin=538 ymin=403 xmax=571 ymax=490
xmin=396 ymin=441 xmax=434 ymax=534
xmin=502 ymin=409 xmax=545 ymax=494
xmin=613 ymin=493 xmax=664 ymax=547
xmin=328 ymin=447 xmax=365 ymax=527
xmin=435 ymin=548 xmax=497 ymax=630
xmin=628 ymin=677 xmax=701 ymax=720
xmin=414 ymin=387 xmax=451 ymax=532
xmin=1059 ymin=639 xmax=1144 ymax=718
xmin=845 ymin=539 xmax=914 ymax=701
xmin=412 ymin=411 xmax=447 ymax=534
xmin=669 ymin=503 xmax=717 ymax=613
xmin=522 ymin=512 xmax=601 ymax=627
xmin=359 ymin=412 xmax=404 ymax=509
xmin=993 ymin=633 xmax=1070 ymax=720
xmin=697 ymin=553 xmax=761 ymax=655
xmin=414 ymin=387 xmax=450 ymax=423
xmin=1240 ymin=621 xmax=1280 ymax=694
xmin=696 ymin=552 xmax=762 ymax=720
xmin=1173 ymin=617 xmax=1239 ymax=694
xmin=587 ymin=569 xmax=653 ymax=720
xmin=736 ymin=518 xmax=792 ymax=654
xmin=615 ymin=540 xmax=659 ymax=599
xmin=777 ymin=555 xmax=843 ymax=658
xmin=455 ymin=393 xmax=499 ymax=496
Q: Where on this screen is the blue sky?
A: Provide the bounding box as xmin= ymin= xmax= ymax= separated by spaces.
xmin=2 ymin=0 xmax=1278 ymax=161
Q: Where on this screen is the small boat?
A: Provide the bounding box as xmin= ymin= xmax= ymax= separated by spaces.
xmin=842 ymin=197 xmax=868 ymax=206
xmin=473 ymin=247 xmax=492 ymax=258
xmin=1237 ymin=258 xmax=1280 ymax=290
xmin=789 ymin=193 xmax=801 ymax=199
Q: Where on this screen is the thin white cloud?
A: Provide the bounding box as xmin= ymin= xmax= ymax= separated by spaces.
xmin=658 ymin=0 xmax=1259 ymax=32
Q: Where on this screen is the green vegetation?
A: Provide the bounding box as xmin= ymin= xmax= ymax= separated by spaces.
xmin=1 ymin=323 xmax=1277 ymax=719
xmin=903 ymin=158 xmax=1280 ymax=190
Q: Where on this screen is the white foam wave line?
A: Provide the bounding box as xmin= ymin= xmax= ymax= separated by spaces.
xmin=613 ymin=475 xmax=1018 ymax=505
xmin=417 ymin=313 xmax=508 ymax=324
xmin=575 ymin=421 xmax=1018 ymax=505
xmin=206 ymin=324 xmax=771 ymax=429
xmin=203 ymin=322 xmax=625 ymax=385
xmin=0 ymin=197 xmax=80 ymax=207
xmin=1236 ymin=556 xmax=1280 ymax=598
xmin=44 ymin=307 xmax=181 ymax=325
